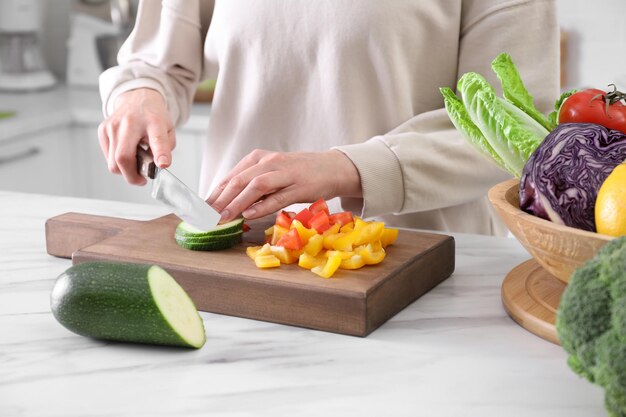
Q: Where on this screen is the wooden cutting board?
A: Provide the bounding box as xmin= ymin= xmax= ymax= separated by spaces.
xmin=45 ymin=212 xmax=455 ymax=337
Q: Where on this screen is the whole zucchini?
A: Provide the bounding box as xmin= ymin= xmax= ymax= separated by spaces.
xmin=50 ymin=262 xmax=206 ymax=349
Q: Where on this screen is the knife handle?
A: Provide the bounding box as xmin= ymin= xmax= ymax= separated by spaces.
xmin=136 ymin=146 xmax=157 ymax=179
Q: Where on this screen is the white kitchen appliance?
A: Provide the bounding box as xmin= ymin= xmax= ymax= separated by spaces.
xmin=66 ymin=12 xmax=119 ymax=87
xmin=67 ymin=1 xmax=137 ymax=87
xmin=0 ymin=0 xmax=56 ymax=91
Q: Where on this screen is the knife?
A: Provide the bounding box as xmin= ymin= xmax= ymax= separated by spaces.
xmin=136 ymin=146 xmax=220 ymax=231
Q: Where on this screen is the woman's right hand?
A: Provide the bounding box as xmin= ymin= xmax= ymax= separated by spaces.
xmin=97 ymin=88 xmax=176 ymax=185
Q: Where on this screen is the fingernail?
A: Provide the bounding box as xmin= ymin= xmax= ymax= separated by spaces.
xmin=220 ymin=210 xmax=230 ymax=221
xmin=157 ymin=155 xmax=169 ymax=167
xmin=242 ymin=208 xmax=256 ymax=218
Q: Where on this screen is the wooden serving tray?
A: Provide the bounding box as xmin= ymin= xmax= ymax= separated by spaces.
xmin=45 ymin=213 xmax=455 ymax=337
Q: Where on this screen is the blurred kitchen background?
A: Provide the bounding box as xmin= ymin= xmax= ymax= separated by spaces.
xmin=0 ymin=0 xmax=625 ymax=205
xmin=0 ymin=0 xmax=212 ymax=206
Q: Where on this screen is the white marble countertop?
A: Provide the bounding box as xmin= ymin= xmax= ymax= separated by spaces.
xmin=0 ymin=191 xmax=606 ymax=417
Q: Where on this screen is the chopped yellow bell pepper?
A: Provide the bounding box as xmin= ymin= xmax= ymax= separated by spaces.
xmin=358 ymin=244 xmax=386 ymax=265
xmin=298 ymin=252 xmax=327 ymax=269
xmin=353 ymin=221 xmax=385 ymax=246
xmin=290 ymin=220 xmax=317 ymax=244
xmin=270 ymin=245 xmax=298 ymax=264
xmin=340 ymin=222 xmax=354 ymax=233
xmin=270 ymin=224 xmax=289 ymax=245
xmin=271 ymin=225 xmax=290 ymax=245
xmin=304 ymin=234 xmax=324 ymax=256
xmin=260 ymin=243 xmax=273 ymax=255
xmin=322 ymin=223 xmax=341 ymax=236
xmin=323 ymin=232 xmax=347 ymax=250
xmin=331 ymin=233 xmax=354 ymax=252
xmin=247 ymin=243 xmax=272 ymax=260
xmin=340 ymin=254 xmax=365 ymax=270
xmin=380 ymin=228 xmax=399 ymax=247
xmin=352 ymin=217 xmax=367 ymax=232
xmin=325 ymin=250 xmax=355 ymax=260
xmin=246 ymin=245 xmax=264 ymax=260
xmin=311 ymin=252 xmax=342 ymax=278
xmin=255 ymin=254 xmax=281 ymax=268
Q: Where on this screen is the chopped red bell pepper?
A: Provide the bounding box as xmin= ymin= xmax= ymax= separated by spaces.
xmin=275 ymin=228 xmax=303 ymax=250
xmin=309 ymin=198 xmax=330 ymax=215
xmin=328 ymin=211 xmax=353 ymax=227
xmin=308 ymin=210 xmax=331 ymax=233
xmin=275 ymin=210 xmax=294 ymax=229
xmin=293 ymin=208 xmax=314 ymax=228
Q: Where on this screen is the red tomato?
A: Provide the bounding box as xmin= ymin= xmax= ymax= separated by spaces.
xmin=275 ymin=228 xmax=303 ymax=250
xmin=558 ymin=86 xmax=626 ymax=134
xmin=309 ymin=198 xmax=330 ymax=215
xmin=328 ymin=211 xmax=353 ymax=226
xmin=293 ymin=208 xmax=314 ymax=228
xmin=308 ymin=210 xmax=331 ymax=233
xmin=275 ymin=210 xmax=293 ymax=229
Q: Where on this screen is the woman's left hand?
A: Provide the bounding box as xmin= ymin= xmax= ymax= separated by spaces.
xmin=207 ymin=149 xmax=362 ymax=222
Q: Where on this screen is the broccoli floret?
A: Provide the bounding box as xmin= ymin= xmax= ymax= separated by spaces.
xmin=556 ymin=236 xmax=626 ymax=417
xmin=557 ymin=258 xmax=611 ymax=381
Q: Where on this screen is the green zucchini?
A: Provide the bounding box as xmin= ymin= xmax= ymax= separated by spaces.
xmin=50 ymin=262 xmax=206 ymax=349
xmin=175 ymin=218 xmax=245 ymax=251
xmin=175 ymin=231 xmax=243 ymax=251
xmin=175 ymin=218 xmax=245 ymax=238
xmin=175 ymin=230 xmax=244 ymax=244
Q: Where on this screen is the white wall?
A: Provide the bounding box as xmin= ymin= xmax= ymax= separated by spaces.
xmin=558 ymin=0 xmax=626 ymax=91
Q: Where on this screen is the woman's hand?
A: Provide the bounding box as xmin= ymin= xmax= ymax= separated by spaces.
xmin=207 ymin=149 xmax=362 ymax=222
xmin=97 ymin=88 xmax=176 ymax=185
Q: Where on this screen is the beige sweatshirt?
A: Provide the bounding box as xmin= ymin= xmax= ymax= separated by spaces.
xmin=100 ymin=0 xmax=560 ymax=236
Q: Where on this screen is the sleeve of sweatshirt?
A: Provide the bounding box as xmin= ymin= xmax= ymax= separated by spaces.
xmin=98 ymin=0 xmax=208 ymax=127
xmin=334 ymin=0 xmax=560 ymax=218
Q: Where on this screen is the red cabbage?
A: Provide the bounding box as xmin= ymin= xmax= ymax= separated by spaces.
xmin=519 ymin=123 xmax=626 ymax=231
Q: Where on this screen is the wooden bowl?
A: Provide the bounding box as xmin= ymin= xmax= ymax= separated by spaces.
xmin=488 ymin=179 xmax=612 ymax=283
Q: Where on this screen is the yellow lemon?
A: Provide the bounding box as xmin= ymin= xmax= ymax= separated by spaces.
xmin=595 ymin=163 xmax=626 ymax=236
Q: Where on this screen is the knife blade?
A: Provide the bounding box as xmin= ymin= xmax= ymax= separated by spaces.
xmin=136 ymin=146 xmax=220 ymax=231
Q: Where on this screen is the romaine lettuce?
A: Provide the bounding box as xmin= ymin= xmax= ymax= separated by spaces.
xmin=440 ymin=53 xmax=552 ymax=178
xmin=457 ymin=72 xmax=548 ymax=177
xmin=491 ymin=53 xmax=555 ymax=132
xmin=439 ymin=86 xmax=509 ymax=171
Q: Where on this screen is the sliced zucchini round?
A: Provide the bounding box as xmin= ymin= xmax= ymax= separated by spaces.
xmin=175 ymin=218 xmax=245 ymax=238
xmin=175 ymin=231 xmax=243 ymax=251
xmin=175 ymin=218 xmax=245 ymax=251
